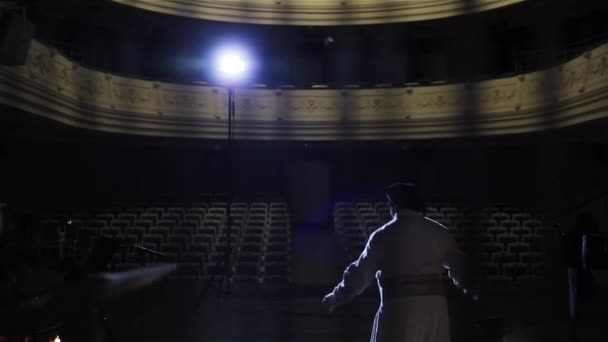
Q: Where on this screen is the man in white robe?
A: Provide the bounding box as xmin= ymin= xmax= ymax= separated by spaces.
xmin=323 ymin=183 xmax=477 ymax=342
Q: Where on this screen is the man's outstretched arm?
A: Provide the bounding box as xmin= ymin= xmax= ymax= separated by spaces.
xmin=323 ymin=230 xmax=384 ymax=312
xmin=443 ymin=234 xmax=479 ymax=300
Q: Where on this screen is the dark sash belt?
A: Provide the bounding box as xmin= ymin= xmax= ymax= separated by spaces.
xmin=381 ymin=274 xmax=445 ymax=298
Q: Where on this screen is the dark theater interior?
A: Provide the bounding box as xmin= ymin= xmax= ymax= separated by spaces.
xmin=1 ymin=0 xmax=608 ymax=341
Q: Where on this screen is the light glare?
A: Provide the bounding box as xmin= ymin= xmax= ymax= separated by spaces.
xmin=219 ymin=54 xmax=246 ymax=77
xmin=212 ymin=44 xmax=252 ymax=84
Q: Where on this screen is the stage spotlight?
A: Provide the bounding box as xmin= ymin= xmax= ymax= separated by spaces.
xmin=211 ymin=44 xmax=252 ymax=84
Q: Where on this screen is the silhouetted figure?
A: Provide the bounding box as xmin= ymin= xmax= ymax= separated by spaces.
xmin=323 ymin=183 xmax=477 ymax=342
xmin=565 ymin=211 xmax=599 ymax=342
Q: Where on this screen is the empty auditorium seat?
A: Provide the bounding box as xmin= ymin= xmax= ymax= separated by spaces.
xmin=265 ymin=243 xmax=287 ymax=254
xmin=157 ymin=220 xmax=175 ymax=232
xmin=342 ymin=226 xmax=365 ymax=236
xmin=360 ymin=213 xmax=377 ymax=222
xmin=497 ymin=234 xmax=518 ymax=246
xmin=491 ymin=212 xmax=510 ymax=224
xmin=142 ymin=234 xmax=163 ymax=250
xmin=149 ymin=227 xmax=169 ymax=241
xmin=240 ymin=243 xmax=262 ymax=254
xmin=181 ymin=252 xmax=206 ymax=264
xmin=479 ymin=219 xmax=497 ymax=229
xmin=237 ymin=252 xmax=261 ymax=263
xmin=493 ymin=252 xmax=515 ymax=265
xmin=269 ymin=215 xmax=288 ymax=222
xmin=487 ymin=226 xmax=507 ymax=238
xmin=270 ymin=202 xmax=287 ymax=209
xmin=209 ymin=252 xmax=228 ymax=264
xmin=424 ymin=206 xmax=438 ymax=214
xmin=267 ymin=235 xmax=288 ymax=245
xmin=268 ymin=222 xmax=289 ymax=232
xmin=188 ymin=208 xmax=206 ymax=218
xmin=204 ymin=262 xmax=225 ymax=279
xmin=187 ymin=242 xmax=210 ymax=255
xmin=160 ymin=242 xmax=181 ymax=262
xmin=243 ymin=235 xmax=263 ymax=245
xmin=197 ymin=226 xmax=218 ymax=238
xmin=512 ymin=213 xmax=532 ymax=224
xmin=377 ymin=210 xmax=391 ymax=221
xmin=111 ymin=219 xmax=130 ymax=233
xmin=440 ymin=207 xmax=458 ymax=216
xmin=123 ymin=234 xmax=138 ymax=246
xmin=139 ymin=213 xmax=158 ymax=225
xmin=250 ymin=202 xmax=268 ymax=210
xmin=264 ymin=252 xmax=288 ymax=264
xmin=208 ymin=209 xmax=226 ymax=217
xmin=79 ymin=226 xmax=98 ymax=238
xmin=447 ymin=212 xmax=465 ymax=221
xmin=356 ymin=202 xmax=373 ymax=211
xmin=264 ymin=262 xmax=289 ymax=278
xmin=523 ymin=235 xmax=544 ymax=252
xmin=206 ymin=214 xmax=224 ymax=222
xmin=482 ymin=243 xmax=502 ymax=255
xmin=502 ymin=219 xmax=519 ymax=231
xmin=520 ymin=252 xmax=544 ymax=265
xmin=146 ymin=208 xmax=164 ymax=217
xmin=526 ymin=220 xmax=544 ymax=235
xmin=96 ymin=213 xmax=115 ymax=223
xmin=218 ymin=234 xmax=239 ymax=245
xmin=166 ymin=207 xmax=185 ymax=216
xmin=214 ymin=243 xmax=234 ymax=255
xmin=85 ymin=219 xmax=105 ymax=232
xmin=173 ymin=226 xmax=194 ymax=238
xmin=183 ymin=214 xmax=203 ymax=224
xmin=244 ymin=226 xmax=264 ymax=235
xmin=126 ymin=207 xmax=144 ymax=218
xmin=504 ymin=263 xmax=527 ymax=280
xmin=234 ymin=262 xmax=260 ymax=277
xmin=100 ymin=226 xmax=120 ymax=237
xmin=511 ymin=226 xmax=532 ymax=239
xmin=508 ymin=243 xmax=529 ymax=259
xmin=162 ymin=214 xmax=181 ymax=226
xmin=248 ymin=221 xmax=266 ymax=231
xmin=178 ymin=219 xmax=202 ymax=231
xmin=166 ymin=234 xmax=188 ymax=250
xmin=124 ymin=226 xmax=146 ymax=242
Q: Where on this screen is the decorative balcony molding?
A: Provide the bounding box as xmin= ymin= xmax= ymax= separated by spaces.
xmin=111 ymin=0 xmax=526 ymax=26
xmin=1 ymin=39 xmax=608 ymax=141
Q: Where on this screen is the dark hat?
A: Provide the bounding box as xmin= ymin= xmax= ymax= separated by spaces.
xmin=386 ymin=182 xmax=424 ymax=212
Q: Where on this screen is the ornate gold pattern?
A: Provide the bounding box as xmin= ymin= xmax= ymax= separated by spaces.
xmin=111 ymin=0 xmax=526 ymax=26
xmin=1 ymin=39 xmax=608 ymax=140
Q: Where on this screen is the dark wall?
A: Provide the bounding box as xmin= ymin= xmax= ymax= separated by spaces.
xmin=2 ymin=134 xmax=608 ymax=219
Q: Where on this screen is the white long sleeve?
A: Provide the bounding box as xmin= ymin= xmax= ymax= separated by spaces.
xmin=331 ymin=231 xmax=384 ymax=306
xmin=442 ymin=234 xmax=473 ymax=294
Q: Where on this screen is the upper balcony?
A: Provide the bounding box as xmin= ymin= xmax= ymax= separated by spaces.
xmin=1 ymin=38 xmax=607 ymax=141
xmin=110 ymin=0 xmax=526 ymax=26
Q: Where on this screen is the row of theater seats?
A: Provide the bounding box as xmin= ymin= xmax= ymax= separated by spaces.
xmin=41 ymin=202 xmax=291 ymax=283
xmin=333 ymin=202 xmax=546 ymax=281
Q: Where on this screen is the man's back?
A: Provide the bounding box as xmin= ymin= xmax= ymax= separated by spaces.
xmin=324 ymin=210 xmax=472 ymax=342
xmin=376 ymin=213 xmax=452 ymax=279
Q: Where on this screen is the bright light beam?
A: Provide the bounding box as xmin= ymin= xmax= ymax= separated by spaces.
xmin=211 ymin=44 xmax=252 ymax=85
